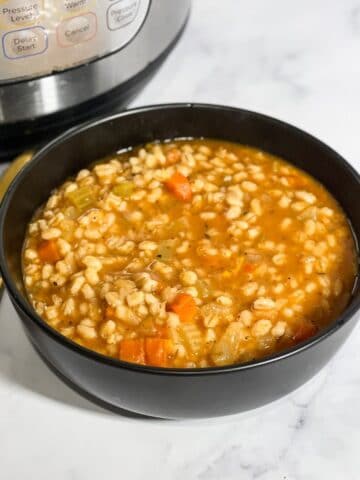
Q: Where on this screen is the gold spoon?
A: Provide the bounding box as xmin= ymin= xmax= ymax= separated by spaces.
xmin=0 ymin=151 xmax=34 ymax=293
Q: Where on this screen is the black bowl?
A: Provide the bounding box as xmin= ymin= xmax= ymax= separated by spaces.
xmin=1 ymin=104 xmax=359 ymax=419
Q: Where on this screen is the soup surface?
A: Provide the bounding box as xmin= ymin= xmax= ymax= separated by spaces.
xmin=22 ymin=140 xmax=357 ymax=368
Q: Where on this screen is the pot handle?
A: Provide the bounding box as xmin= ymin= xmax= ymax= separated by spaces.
xmin=0 ymin=151 xmax=33 ymax=294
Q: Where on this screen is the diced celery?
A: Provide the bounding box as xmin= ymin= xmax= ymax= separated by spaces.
xmin=67 ymin=186 xmax=96 ymax=212
xmin=196 ymin=279 xmax=211 ymax=299
xmin=211 ymin=322 xmax=247 ymax=366
xmin=201 ymin=302 xmax=232 ymax=328
xmin=156 ymin=240 xmax=176 ymax=262
xmin=167 ymin=217 xmax=188 ymax=233
xmin=112 ymin=182 xmax=135 ymax=198
xmin=180 ymin=324 xmax=202 ymax=355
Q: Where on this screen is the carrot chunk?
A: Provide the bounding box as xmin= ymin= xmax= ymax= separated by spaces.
xmin=156 ymin=325 xmax=169 ymax=338
xmin=243 ymin=263 xmax=255 ymax=273
xmin=165 ymin=172 xmax=192 ymax=202
xmin=37 ymin=240 xmax=61 ymax=263
xmin=293 ymin=323 xmax=318 ymax=344
xmin=145 ymin=338 xmax=172 ymax=367
xmin=168 ymin=293 xmax=197 ymax=323
xmin=119 ymin=339 xmax=145 ymax=364
xmin=105 ymin=306 xmax=116 ymax=318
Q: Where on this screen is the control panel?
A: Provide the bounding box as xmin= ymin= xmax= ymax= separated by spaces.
xmin=0 ymin=0 xmax=150 ymax=82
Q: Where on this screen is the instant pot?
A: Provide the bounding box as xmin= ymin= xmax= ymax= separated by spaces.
xmin=0 ymin=0 xmax=190 ymax=160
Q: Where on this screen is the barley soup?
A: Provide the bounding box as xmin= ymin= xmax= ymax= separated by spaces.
xmin=22 ymin=140 xmax=357 ymax=368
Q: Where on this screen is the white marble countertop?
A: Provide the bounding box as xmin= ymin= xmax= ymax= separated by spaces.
xmin=1 ymin=0 xmax=360 ymax=478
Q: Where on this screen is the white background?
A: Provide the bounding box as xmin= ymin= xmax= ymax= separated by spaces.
xmin=1 ymin=1 xmax=360 ymax=478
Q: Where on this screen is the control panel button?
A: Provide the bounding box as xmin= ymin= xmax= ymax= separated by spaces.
xmin=61 ymin=0 xmax=93 ymax=14
xmin=2 ymin=26 xmax=48 ymax=59
xmin=0 ymin=0 xmax=42 ymax=27
xmin=107 ymin=0 xmax=140 ymax=31
xmin=57 ymin=12 xmax=97 ymax=47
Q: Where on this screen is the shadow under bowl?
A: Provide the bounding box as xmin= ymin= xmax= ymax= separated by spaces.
xmin=0 ymin=103 xmax=359 ymax=419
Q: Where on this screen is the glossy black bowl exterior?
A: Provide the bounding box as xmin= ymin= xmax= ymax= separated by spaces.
xmin=0 ymin=104 xmax=359 ymax=419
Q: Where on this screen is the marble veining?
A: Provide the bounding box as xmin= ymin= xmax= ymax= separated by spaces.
xmin=1 ymin=1 xmax=360 ymax=478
